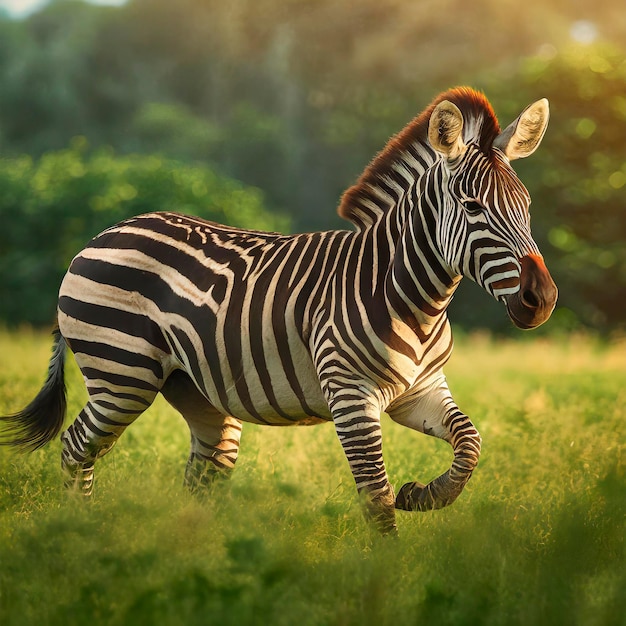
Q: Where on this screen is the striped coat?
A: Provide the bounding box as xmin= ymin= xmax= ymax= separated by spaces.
xmin=1 ymin=88 xmax=558 ymax=533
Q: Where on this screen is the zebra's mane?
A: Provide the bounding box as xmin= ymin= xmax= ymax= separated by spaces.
xmin=338 ymin=87 xmax=502 ymax=230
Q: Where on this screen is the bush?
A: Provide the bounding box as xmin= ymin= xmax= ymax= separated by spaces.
xmin=0 ymin=141 xmax=289 ymax=326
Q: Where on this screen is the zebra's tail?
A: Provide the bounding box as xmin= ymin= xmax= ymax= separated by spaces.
xmin=0 ymin=326 xmax=67 ymax=452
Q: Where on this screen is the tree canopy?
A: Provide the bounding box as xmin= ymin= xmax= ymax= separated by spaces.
xmin=0 ymin=0 xmax=624 ymax=332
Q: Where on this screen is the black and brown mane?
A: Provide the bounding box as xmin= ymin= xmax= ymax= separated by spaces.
xmin=338 ymin=87 xmax=502 ymax=228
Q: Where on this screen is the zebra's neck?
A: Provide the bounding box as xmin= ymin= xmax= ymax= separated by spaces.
xmin=336 ymin=88 xmax=503 ymax=332
xmin=340 ymin=137 xmax=460 ymax=331
xmin=338 ymin=125 xmax=437 ymax=231
xmin=383 ymin=164 xmax=462 ymax=331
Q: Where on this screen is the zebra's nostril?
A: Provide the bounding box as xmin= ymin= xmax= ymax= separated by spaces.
xmin=521 ymin=289 xmax=540 ymax=309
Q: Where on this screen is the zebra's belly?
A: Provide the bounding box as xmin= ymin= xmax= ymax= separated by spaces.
xmin=198 ymin=353 xmax=334 ymax=426
xmin=214 ymin=382 xmax=332 ymax=426
xmin=174 ymin=323 xmax=333 ymax=426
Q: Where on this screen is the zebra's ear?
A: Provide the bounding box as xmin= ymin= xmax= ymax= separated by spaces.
xmin=493 ymin=99 xmax=549 ymax=161
xmin=428 ymin=100 xmax=466 ymax=160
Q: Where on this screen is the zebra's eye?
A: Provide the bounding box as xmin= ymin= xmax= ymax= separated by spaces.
xmin=463 ymin=200 xmax=484 ymax=215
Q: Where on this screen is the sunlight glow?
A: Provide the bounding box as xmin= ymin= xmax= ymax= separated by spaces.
xmin=570 ymin=20 xmax=598 ymax=44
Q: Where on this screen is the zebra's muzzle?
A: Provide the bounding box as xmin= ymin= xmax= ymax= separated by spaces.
xmin=505 ymin=254 xmax=558 ymax=330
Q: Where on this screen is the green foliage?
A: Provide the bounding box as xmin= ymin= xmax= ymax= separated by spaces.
xmin=131 ymin=103 xmax=223 ymax=162
xmin=0 ymin=1 xmax=625 ymax=331
xmin=0 ymin=144 xmax=288 ymax=325
xmin=0 ymin=330 xmax=624 ymax=625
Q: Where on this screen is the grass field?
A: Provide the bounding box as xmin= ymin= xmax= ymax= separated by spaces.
xmin=0 ymin=328 xmax=624 ymax=625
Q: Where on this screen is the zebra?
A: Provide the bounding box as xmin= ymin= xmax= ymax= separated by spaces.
xmin=0 ymin=87 xmax=557 ymax=534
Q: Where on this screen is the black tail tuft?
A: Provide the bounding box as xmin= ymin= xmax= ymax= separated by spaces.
xmin=0 ymin=327 xmax=67 ymax=452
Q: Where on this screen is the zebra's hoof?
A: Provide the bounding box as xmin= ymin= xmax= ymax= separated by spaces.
xmin=360 ymin=484 xmax=397 ymax=534
xmin=62 ymin=462 xmax=95 ymax=498
xmin=395 ymin=481 xmax=428 ymax=511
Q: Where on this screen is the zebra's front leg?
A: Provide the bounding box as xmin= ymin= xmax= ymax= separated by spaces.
xmin=330 ymin=397 xmax=397 ymax=535
xmin=389 ymin=379 xmax=482 ymax=511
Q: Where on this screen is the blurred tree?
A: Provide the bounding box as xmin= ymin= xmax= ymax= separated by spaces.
xmin=0 ymin=1 xmax=107 ymax=152
xmin=0 ymin=0 xmax=624 ymax=331
xmin=130 ymin=102 xmax=223 ymax=161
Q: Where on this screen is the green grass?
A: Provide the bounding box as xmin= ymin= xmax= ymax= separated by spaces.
xmin=0 ymin=328 xmax=624 ymax=626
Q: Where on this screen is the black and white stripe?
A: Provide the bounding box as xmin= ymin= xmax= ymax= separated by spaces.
xmin=1 ymin=88 xmax=557 ymax=533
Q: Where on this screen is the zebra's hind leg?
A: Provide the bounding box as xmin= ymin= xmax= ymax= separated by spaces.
xmin=61 ymin=389 xmax=156 ymax=497
xmin=160 ymin=370 xmax=242 ymax=492
xmin=388 ymin=379 xmax=482 ymax=512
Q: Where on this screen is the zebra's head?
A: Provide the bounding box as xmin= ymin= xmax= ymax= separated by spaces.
xmin=427 ymin=92 xmax=558 ymax=329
